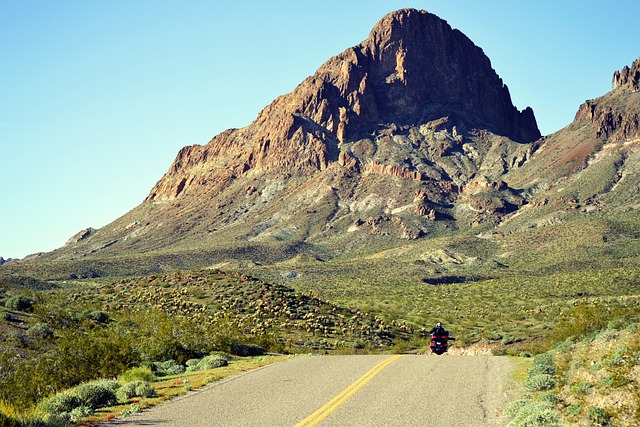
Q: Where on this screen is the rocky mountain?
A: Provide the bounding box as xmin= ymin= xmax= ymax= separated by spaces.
xmin=505 ymin=57 xmax=640 ymax=194
xmin=5 ymin=9 xmax=640 ymax=280
xmin=145 ymin=9 xmax=539 ymax=203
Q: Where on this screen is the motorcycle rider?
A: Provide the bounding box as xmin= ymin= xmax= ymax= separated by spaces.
xmin=429 ymin=322 xmax=449 ymax=337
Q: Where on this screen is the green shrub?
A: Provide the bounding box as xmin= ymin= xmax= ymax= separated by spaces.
xmin=567 ymin=403 xmax=582 ymax=416
xmin=555 ymin=303 xmax=609 ymax=343
xmin=120 ymin=403 xmax=142 ymax=416
xmin=506 ymin=401 xmax=562 ymax=427
xmin=529 ymin=355 xmax=557 ymax=376
xmin=72 ymin=380 xmax=119 ymax=409
xmin=185 ymin=354 xmax=228 ymax=372
xmin=37 ymin=392 xmax=82 ymax=414
xmin=504 ymin=400 xmax=529 ymax=417
xmin=589 ymin=406 xmax=611 ymax=426
xmin=5 ymin=295 xmax=33 ymax=312
xmin=119 ymin=366 xmax=154 ymax=383
xmin=153 ymin=359 xmax=185 ymax=376
xmin=26 ymin=323 xmax=54 ymax=340
xmin=569 ymin=381 xmax=592 ymax=396
xmin=69 ymin=405 xmax=94 ymax=422
xmin=116 ymin=381 xmax=156 ymax=402
xmin=525 ymin=374 xmax=556 ymax=392
xmin=85 ymin=310 xmax=109 ymax=323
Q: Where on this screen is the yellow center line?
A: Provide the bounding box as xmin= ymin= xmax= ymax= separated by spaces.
xmin=295 ymin=355 xmax=404 ymax=427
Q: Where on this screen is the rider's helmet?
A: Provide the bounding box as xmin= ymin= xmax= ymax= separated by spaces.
xmin=436 ymin=322 xmax=442 ymax=328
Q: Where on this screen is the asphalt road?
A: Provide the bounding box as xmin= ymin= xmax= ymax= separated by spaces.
xmin=109 ymin=354 xmax=511 ymax=427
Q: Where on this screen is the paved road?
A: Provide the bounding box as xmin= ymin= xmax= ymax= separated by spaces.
xmin=110 ymin=354 xmax=511 ymax=426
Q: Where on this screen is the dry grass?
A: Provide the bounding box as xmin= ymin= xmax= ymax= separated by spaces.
xmin=88 ymin=355 xmax=290 ymax=425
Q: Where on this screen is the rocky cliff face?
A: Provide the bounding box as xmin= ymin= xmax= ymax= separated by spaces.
xmin=572 ymin=58 xmax=640 ymax=142
xmin=613 ymin=58 xmax=640 ymax=92
xmin=146 ymin=8 xmax=539 ymax=203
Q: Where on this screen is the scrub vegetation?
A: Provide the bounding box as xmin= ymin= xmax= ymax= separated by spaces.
xmin=1 ymin=265 xmax=640 ymax=425
xmin=505 ymin=312 xmax=640 ymax=426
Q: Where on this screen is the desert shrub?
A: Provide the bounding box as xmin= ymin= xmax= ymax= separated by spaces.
xmin=85 ymin=310 xmax=109 ymax=323
xmin=116 ymin=381 xmax=156 ymax=402
xmin=186 ymin=354 xmax=228 ymax=372
xmin=589 ymin=406 xmax=611 ymax=426
xmin=566 ymin=403 xmax=582 ymax=416
xmin=5 ymin=295 xmax=33 ymax=312
xmin=504 ymin=400 xmax=529 ymax=417
xmin=537 ymin=393 xmax=558 ymax=404
xmin=531 ymin=353 xmax=555 ymax=372
xmin=525 ymin=374 xmax=556 ymax=392
xmin=69 ymin=405 xmax=94 ymax=422
xmin=1 ymin=311 xmax=11 ymax=321
xmin=606 ymin=347 xmax=631 ymax=367
xmin=119 ymin=366 xmax=154 ymax=383
xmin=501 ymin=335 xmax=515 ymax=345
xmin=506 ymin=400 xmax=562 ymax=427
xmin=524 ymin=353 xmax=557 ymax=392
xmin=26 ymin=323 xmax=54 ymax=340
xmin=120 ymin=403 xmax=142 ymax=416
xmin=37 ymin=392 xmax=82 ymax=414
xmin=52 ymin=326 xmax=139 ymax=383
xmin=600 ymin=374 xmax=630 ymax=389
xmin=72 ymin=380 xmax=119 ymax=409
xmin=569 ymin=381 xmax=592 ymax=396
xmin=153 ymin=359 xmax=185 ymax=376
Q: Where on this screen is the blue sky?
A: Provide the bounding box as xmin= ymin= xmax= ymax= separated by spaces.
xmin=1 ymin=1 xmax=639 ymax=259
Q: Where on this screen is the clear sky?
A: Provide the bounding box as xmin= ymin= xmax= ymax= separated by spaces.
xmin=1 ymin=1 xmax=639 ymax=259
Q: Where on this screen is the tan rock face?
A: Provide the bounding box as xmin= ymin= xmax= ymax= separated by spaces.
xmin=613 ymin=58 xmax=640 ymax=92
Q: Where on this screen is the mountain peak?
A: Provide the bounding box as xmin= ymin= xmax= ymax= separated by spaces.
xmin=144 ymin=8 xmax=542 ymax=203
xmin=367 ymin=8 xmax=432 ymax=44
xmin=357 ymin=8 xmax=541 ymax=142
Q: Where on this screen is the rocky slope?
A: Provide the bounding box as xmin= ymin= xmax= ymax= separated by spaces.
xmin=505 ymin=57 xmax=640 ymax=193
xmin=6 ymin=9 xmax=640 ymax=280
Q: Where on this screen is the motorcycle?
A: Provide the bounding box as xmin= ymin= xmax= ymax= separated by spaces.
xmin=430 ymin=334 xmax=455 ymax=355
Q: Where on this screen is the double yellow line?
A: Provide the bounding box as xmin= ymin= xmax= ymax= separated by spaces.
xmin=295 ymin=355 xmax=404 ymax=427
